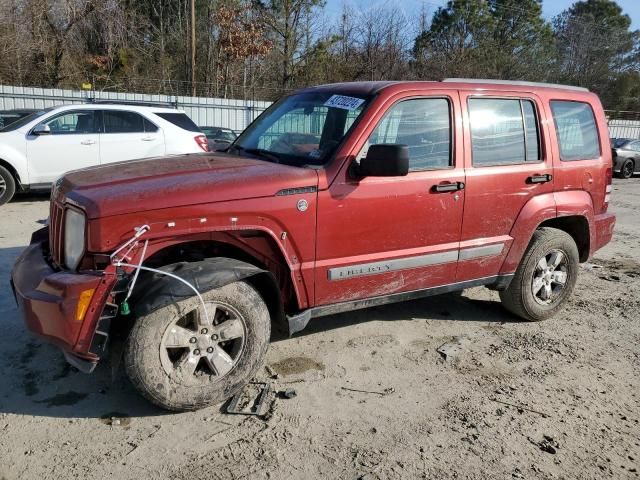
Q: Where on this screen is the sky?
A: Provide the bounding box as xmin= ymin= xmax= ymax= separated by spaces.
xmin=324 ymin=0 xmax=640 ymax=30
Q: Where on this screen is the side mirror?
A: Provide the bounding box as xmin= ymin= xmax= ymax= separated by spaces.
xmin=32 ymin=124 xmax=51 ymax=136
xmin=356 ymin=144 xmax=409 ymax=177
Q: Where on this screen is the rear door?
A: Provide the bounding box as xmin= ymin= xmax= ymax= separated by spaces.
xmin=456 ymin=91 xmax=554 ymax=282
xmin=26 ymin=109 xmax=100 ymax=184
xmin=315 ymin=92 xmax=466 ymax=305
xmin=98 ymin=110 xmax=164 ymax=164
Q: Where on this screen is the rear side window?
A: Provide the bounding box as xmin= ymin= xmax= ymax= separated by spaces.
xmin=103 ymin=111 xmax=157 ymax=133
xmin=154 ymin=112 xmax=200 ymax=132
xmin=469 ymin=98 xmax=541 ymax=166
xmin=550 ymin=101 xmax=600 ymax=161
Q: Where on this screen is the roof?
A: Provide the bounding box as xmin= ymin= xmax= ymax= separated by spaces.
xmin=292 ymin=79 xmax=590 ymax=97
xmin=47 ymin=103 xmax=181 ymax=113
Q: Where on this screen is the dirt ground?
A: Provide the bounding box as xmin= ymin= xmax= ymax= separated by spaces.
xmin=0 ymin=180 xmax=639 ymax=480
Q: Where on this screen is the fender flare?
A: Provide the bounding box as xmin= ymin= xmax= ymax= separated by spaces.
xmin=131 ymin=257 xmax=281 ymax=321
xmin=500 ymin=190 xmax=595 ymax=274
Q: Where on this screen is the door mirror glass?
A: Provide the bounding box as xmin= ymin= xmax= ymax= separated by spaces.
xmin=356 ymin=144 xmax=409 ymax=177
xmin=32 ymin=123 xmax=51 ymax=135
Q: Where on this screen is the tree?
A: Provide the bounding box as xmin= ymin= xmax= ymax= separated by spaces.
xmin=413 ymin=0 xmax=493 ymax=79
xmin=252 ymin=0 xmax=325 ymax=93
xmin=485 ymin=0 xmax=555 ymax=80
xmin=553 ymin=0 xmax=640 ymax=104
xmin=413 ymin=0 xmax=554 ymax=80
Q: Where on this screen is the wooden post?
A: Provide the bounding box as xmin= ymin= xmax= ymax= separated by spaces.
xmin=191 ymin=0 xmax=196 ymax=97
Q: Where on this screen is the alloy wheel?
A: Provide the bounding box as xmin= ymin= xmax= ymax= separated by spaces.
xmin=160 ymin=302 xmax=246 ymax=385
xmin=531 ymin=249 xmax=569 ymax=305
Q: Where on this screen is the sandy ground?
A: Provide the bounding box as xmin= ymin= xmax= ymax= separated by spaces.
xmin=0 ymin=180 xmax=639 ymax=480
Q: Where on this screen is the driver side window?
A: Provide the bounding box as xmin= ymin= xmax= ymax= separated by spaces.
xmin=358 ymin=98 xmax=452 ymax=171
xmin=45 ymin=111 xmax=97 ymax=135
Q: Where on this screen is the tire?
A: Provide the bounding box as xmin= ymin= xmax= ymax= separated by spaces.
xmin=621 ymin=159 xmax=634 ymax=179
xmin=0 ymin=165 xmax=16 ymax=206
xmin=124 ymin=280 xmax=270 ymax=411
xmin=499 ymin=227 xmax=579 ymax=322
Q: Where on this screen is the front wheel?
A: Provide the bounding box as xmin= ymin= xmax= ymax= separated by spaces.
xmin=0 ymin=165 xmax=16 ymax=206
xmin=124 ymin=281 xmax=270 ymax=411
xmin=499 ymin=228 xmax=579 ymax=322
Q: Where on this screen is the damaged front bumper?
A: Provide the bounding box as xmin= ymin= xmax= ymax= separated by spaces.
xmin=10 ymin=227 xmax=117 ymax=372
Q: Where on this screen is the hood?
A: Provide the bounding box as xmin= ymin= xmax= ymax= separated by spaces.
xmin=58 ymin=153 xmax=319 ymax=218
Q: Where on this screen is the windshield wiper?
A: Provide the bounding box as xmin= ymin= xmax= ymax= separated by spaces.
xmin=229 ymin=145 xmax=281 ymax=164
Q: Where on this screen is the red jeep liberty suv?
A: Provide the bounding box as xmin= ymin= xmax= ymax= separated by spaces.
xmin=11 ymin=79 xmax=616 ymax=410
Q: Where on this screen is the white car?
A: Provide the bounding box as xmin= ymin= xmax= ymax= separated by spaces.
xmin=0 ymin=103 xmax=210 ymax=204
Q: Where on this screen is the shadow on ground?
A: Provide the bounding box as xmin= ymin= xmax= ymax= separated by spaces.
xmin=280 ymin=291 xmax=520 ymax=341
xmin=0 ymin=239 xmax=518 ymax=420
xmin=11 ymin=191 xmax=51 ymax=203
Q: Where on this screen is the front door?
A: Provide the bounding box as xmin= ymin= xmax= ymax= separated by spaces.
xmin=26 ymin=109 xmax=100 ymax=184
xmin=315 ymin=93 xmax=466 ymax=306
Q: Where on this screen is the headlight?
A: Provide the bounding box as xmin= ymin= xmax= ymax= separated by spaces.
xmin=64 ymin=209 xmax=86 ymax=270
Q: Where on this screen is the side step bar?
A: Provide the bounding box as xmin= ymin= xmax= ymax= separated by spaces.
xmin=286 ymin=274 xmax=514 ymax=336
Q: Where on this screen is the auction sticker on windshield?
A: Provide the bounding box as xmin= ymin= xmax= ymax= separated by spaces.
xmin=324 ymin=95 xmax=365 ymax=111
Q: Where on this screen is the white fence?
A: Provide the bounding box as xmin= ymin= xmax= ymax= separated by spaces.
xmin=606 ymin=118 xmax=640 ymax=139
xmin=3 ymin=85 xmax=640 ymax=140
xmin=0 ymin=85 xmax=272 ymax=132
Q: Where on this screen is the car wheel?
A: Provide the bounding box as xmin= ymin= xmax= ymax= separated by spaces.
xmin=499 ymin=227 xmax=579 ymax=322
xmin=621 ymin=159 xmax=634 ymax=179
xmin=124 ymin=280 xmax=270 ymax=411
xmin=0 ymin=165 xmax=16 ymax=206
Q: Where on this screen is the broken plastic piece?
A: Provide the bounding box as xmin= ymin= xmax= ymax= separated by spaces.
xmin=226 ymin=382 xmax=272 ymax=417
xmin=282 ymin=388 xmax=297 ymax=399
xmin=120 ymin=300 xmax=130 ymax=316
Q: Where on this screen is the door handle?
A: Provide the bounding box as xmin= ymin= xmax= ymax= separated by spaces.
xmin=80 ymin=140 xmax=96 ymax=146
xmin=527 ymin=174 xmax=552 ymax=184
xmin=141 ymin=137 xmax=156 ymax=141
xmin=433 ymin=182 xmax=465 ymax=193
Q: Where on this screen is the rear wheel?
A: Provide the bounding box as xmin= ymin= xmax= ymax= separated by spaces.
xmin=621 ymin=159 xmax=635 ymax=179
xmin=124 ymin=281 xmax=270 ymax=411
xmin=499 ymin=228 xmax=579 ymax=322
xmin=0 ymin=165 xmax=16 ymax=206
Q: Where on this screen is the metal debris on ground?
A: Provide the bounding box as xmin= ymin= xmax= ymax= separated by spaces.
xmin=341 ymin=386 xmax=395 ymax=396
xmin=490 ymin=397 xmax=550 ymax=418
xmin=530 ymin=435 xmax=560 ymax=454
xmin=437 ymin=335 xmax=472 ymax=360
xmin=265 ymin=364 xmax=279 ymax=379
xmin=226 ymin=382 xmax=273 ymax=417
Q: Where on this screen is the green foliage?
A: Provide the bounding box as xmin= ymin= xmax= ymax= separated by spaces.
xmin=0 ymin=0 xmax=638 ymax=110
xmin=553 ymin=0 xmax=639 ymax=108
xmin=414 ymin=0 xmax=554 ymax=80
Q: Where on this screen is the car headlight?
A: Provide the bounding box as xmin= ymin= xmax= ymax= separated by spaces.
xmin=64 ymin=208 xmax=86 ymax=270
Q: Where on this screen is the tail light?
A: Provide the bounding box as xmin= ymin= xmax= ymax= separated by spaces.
xmin=194 ymin=135 xmax=209 ymax=152
xmin=603 ymin=166 xmax=612 ymax=211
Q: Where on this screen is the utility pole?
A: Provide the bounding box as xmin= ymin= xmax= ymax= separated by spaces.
xmin=191 ymin=0 xmax=196 ymax=97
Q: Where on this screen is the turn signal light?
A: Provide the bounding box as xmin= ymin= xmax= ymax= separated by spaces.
xmin=76 ymin=288 xmax=95 ymax=321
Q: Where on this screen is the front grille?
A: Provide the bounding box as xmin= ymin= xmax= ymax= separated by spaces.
xmin=49 ymin=201 xmax=65 ymax=267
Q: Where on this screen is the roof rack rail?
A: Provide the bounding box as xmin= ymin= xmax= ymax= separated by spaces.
xmin=442 ymin=78 xmax=589 ymax=92
xmin=84 ymin=98 xmax=177 ymax=108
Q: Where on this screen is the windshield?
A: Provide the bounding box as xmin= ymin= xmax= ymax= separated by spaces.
xmin=612 ymin=138 xmax=631 ymax=148
xmin=232 ymin=91 xmax=370 ymax=166
xmin=0 ymin=108 xmax=53 ymax=132
xmin=202 ymin=128 xmax=236 ymax=142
